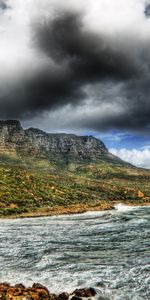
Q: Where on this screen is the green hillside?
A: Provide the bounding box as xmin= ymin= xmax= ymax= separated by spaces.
xmin=0 ymin=160 xmax=149 ymax=217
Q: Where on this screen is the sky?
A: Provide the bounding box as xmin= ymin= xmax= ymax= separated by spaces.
xmin=0 ymin=0 xmax=150 ymax=168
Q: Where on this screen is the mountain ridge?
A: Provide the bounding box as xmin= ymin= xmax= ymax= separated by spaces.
xmin=0 ymin=119 xmax=127 ymax=166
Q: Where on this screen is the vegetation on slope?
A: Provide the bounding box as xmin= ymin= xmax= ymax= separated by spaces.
xmin=0 ymin=160 xmax=149 ymax=217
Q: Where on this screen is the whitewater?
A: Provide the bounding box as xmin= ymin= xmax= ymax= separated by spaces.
xmin=0 ymin=204 xmax=149 ymax=300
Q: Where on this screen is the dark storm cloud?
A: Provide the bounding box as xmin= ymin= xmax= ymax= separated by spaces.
xmin=0 ymin=64 xmax=86 ymax=119
xmin=31 ymin=10 xmax=150 ymax=132
xmin=0 ymin=8 xmax=150 ymax=133
xmin=144 ymin=3 xmax=150 ymax=18
xmin=73 ymin=76 xmax=150 ymax=133
xmin=0 ymin=10 xmax=142 ymax=119
xmin=88 ymin=87 xmax=150 ymax=132
xmin=35 ymin=11 xmax=141 ymax=81
xmin=0 ymin=0 xmax=9 ymax=12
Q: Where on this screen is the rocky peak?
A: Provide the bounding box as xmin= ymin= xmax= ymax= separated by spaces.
xmin=0 ymin=120 xmax=22 ymax=134
xmin=0 ymin=119 xmax=21 ymax=127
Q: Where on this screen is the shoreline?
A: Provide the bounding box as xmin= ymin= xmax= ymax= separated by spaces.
xmin=0 ymin=284 xmax=97 ymax=300
xmin=0 ymin=201 xmax=149 ymax=219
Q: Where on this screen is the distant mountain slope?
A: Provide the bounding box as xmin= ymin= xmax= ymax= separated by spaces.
xmin=0 ymin=120 xmax=128 ymax=166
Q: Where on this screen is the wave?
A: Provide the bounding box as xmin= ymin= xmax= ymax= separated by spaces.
xmin=114 ymin=203 xmax=140 ymax=212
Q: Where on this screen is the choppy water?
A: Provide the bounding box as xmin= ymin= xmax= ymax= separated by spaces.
xmin=0 ymin=204 xmax=149 ymax=300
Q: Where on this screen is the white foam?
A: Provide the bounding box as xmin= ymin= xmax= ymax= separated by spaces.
xmin=114 ymin=203 xmax=139 ymax=212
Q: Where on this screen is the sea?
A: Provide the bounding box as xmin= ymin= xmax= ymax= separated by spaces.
xmin=0 ymin=204 xmax=149 ymax=300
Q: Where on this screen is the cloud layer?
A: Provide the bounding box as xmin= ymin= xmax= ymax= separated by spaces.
xmin=0 ymin=0 xmax=150 ymax=134
xmin=110 ymin=148 xmax=150 ymax=169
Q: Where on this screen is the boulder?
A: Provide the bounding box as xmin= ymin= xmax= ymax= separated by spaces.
xmin=72 ymin=288 xmax=96 ymax=298
xmin=58 ymin=292 xmax=69 ymax=300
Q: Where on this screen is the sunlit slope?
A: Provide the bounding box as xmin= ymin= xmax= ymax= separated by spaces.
xmin=0 ymin=161 xmax=149 ymax=217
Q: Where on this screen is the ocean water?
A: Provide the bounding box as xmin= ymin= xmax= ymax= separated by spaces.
xmin=0 ymin=204 xmax=149 ymax=300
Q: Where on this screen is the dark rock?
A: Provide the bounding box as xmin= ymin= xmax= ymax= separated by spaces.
xmin=14 ymin=283 xmax=25 ymax=289
xmin=72 ymin=288 xmax=96 ymax=298
xmin=58 ymin=292 xmax=69 ymax=300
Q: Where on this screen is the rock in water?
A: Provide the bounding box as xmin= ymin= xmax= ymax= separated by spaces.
xmin=58 ymin=292 xmax=69 ymax=300
xmin=71 ymin=288 xmax=96 ymax=298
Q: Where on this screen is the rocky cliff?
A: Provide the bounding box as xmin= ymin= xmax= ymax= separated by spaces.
xmin=0 ymin=120 xmax=123 ymax=165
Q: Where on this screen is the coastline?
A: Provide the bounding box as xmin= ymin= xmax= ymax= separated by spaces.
xmin=1 ymin=201 xmax=150 ymax=219
xmin=0 ymin=284 xmax=96 ymax=300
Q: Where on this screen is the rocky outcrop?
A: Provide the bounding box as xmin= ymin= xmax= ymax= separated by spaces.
xmin=0 ymin=120 xmax=125 ymax=165
xmin=0 ymin=120 xmax=38 ymax=158
xmin=0 ymin=120 xmax=23 ymax=154
xmin=25 ymin=128 xmax=108 ymax=163
xmin=0 ymin=283 xmax=97 ymax=300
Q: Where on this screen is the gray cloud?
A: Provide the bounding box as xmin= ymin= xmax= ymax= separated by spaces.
xmin=35 ymin=11 xmax=141 ymax=80
xmin=0 ymin=1 xmax=150 ymax=134
xmin=0 ymin=0 xmax=9 ymax=12
xmin=0 ymin=11 xmax=143 ymax=115
xmin=144 ymin=3 xmax=150 ymax=18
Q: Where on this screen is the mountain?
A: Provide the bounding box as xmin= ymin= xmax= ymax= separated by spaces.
xmin=0 ymin=120 xmax=149 ymax=218
xmin=0 ymin=120 xmax=126 ymax=166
